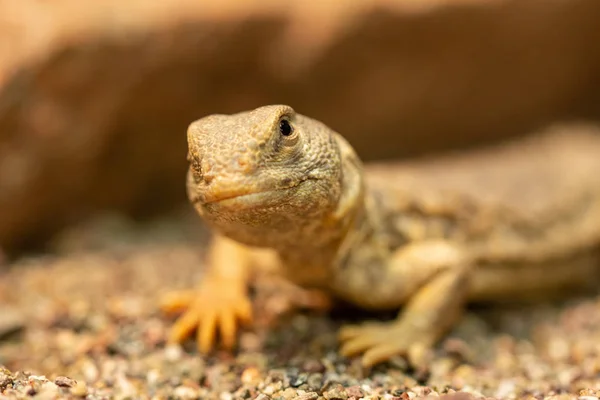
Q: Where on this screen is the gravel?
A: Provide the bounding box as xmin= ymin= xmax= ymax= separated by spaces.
xmin=1 ymin=210 xmax=600 ymax=399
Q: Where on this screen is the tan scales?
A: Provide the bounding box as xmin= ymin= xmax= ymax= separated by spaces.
xmin=161 ymin=105 xmax=600 ymax=367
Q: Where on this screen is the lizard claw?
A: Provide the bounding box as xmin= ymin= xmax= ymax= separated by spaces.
xmin=338 ymin=321 xmax=432 ymax=368
xmin=161 ymin=285 xmax=252 ymax=353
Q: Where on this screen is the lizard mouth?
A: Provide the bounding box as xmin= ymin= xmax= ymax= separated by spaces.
xmin=201 ymin=185 xmax=300 ymax=210
xmin=208 ymin=190 xmax=283 ymax=206
xmin=193 ymin=175 xmax=316 ymax=210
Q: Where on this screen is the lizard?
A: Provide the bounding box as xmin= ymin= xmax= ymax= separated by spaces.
xmin=161 ymin=104 xmax=600 ymax=367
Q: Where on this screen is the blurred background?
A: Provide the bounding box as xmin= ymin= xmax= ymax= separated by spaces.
xmin=4 ymin=2 xmax=600 ymax=395
xmin=1 ymin=0 xmax=600 ymax=257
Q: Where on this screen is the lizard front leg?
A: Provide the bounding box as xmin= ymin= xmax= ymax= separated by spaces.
xmin=337 ymin=240 xmax=471 ymax=368
xmin=161 ymin=234 xmax=254 ymax=353
xmin=161 ymin=234 xmax=334 ymax=353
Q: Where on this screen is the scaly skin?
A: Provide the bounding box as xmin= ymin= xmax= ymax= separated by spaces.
xmin=162 ymin=105 xmax=600 ymax=367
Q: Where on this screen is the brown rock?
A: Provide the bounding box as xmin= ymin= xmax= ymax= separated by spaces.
xmin=345 ymin=385 xmax=365 ymax=399
xmin=0 ymin=307 xmax=25 ymax=340
xmin=2 ymin=0 xmax=600 ymax=254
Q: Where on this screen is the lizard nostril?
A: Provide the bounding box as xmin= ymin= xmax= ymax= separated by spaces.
xmin=189 ymin=155 xmax=216 ymax=185
xmin=203 ymin=173 xmax=214 ymax=184
xmin=201 ymin=161 xmax=214 ymax=184
xmin=189 ymin=159 xmax=203 ymax=183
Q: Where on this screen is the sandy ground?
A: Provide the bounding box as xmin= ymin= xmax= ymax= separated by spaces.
xmin=1 ymin=209 xmax=600 ymax=399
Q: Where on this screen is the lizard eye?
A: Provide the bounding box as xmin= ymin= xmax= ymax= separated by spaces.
xmin=279 ymin=119 xmax=293 ymax=136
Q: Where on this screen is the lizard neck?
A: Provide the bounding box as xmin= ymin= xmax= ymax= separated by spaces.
xmin=273 ymin=133 xmax=367 ymax=276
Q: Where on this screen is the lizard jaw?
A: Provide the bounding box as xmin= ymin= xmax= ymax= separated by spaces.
xmin=207 ymin=189 xmax=285 ymax=209
xmin=198 ymin=176 xmax=317 ymax=210
xmin=200 ymin=184 xmax=302 ymax=212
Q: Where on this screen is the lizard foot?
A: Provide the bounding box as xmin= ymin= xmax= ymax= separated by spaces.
xmin=338 ymin=320 xmax=434 ymax=368
xmin=338 ymin=254 xmax=469 ymax=368
xmin=160 ymin=284 xmax=252 ymax=353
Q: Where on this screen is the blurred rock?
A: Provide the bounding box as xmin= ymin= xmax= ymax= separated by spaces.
xmin=0 ymin=306 xmax=25 ymax=340
xmin=1 ymin=0 xmax=600 ymax=254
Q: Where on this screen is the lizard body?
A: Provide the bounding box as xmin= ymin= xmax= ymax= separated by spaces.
xmin=163 ymin=105 xmax=600 ymax=367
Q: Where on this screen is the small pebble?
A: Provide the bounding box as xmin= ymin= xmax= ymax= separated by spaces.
xmin=241 ymin=366 xmax=261 ymax=384
xmin=293 ymin=392 xmax=319 ymax=400
xmin=164 ymin=343 xmax=183 ymax=361
xmin=323 ymin=384 xmax=348 ymax=400
xmin=173 ymin=385 xmax=199 ymax=399
xmin=54 ymin=376 xmax=76 ymax=388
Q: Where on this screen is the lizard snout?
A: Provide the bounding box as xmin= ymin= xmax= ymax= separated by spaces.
xmin=189 ymin=154 xmax=216 ymax=186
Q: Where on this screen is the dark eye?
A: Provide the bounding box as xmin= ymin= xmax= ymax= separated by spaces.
xmin=279 ymin=119 xmax=293 ymax=136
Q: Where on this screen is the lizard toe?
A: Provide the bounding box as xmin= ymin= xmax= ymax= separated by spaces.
xmin=159 ymin=290 xmax=196 ymax=314
xmin=338 ymin=322 xmax=399 ymax=358
xmin=235 ymin=297 xmax=253 ymax=326
xmin=338 ymin=320 xmax=436 ymax=367
xmin=361 ymin=341 xmax=432 ymax=368
xmin=361 ymin=342 xmax=407 ymax=367
xmin=197 ymin=309 xmax=218 ymax=354
xmin=168 ymin=305 xmax=201 ymax=344
xmin=338 ymin=322 xmax=387 ymax=340
xmin=339 ymin=336 xmax=377 ymax=358
xmin=406 ymin=342 xmax=431 ymax=369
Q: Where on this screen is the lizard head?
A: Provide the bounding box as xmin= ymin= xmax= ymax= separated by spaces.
xmin=186 ymin=105 xmax=359 ymax=248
